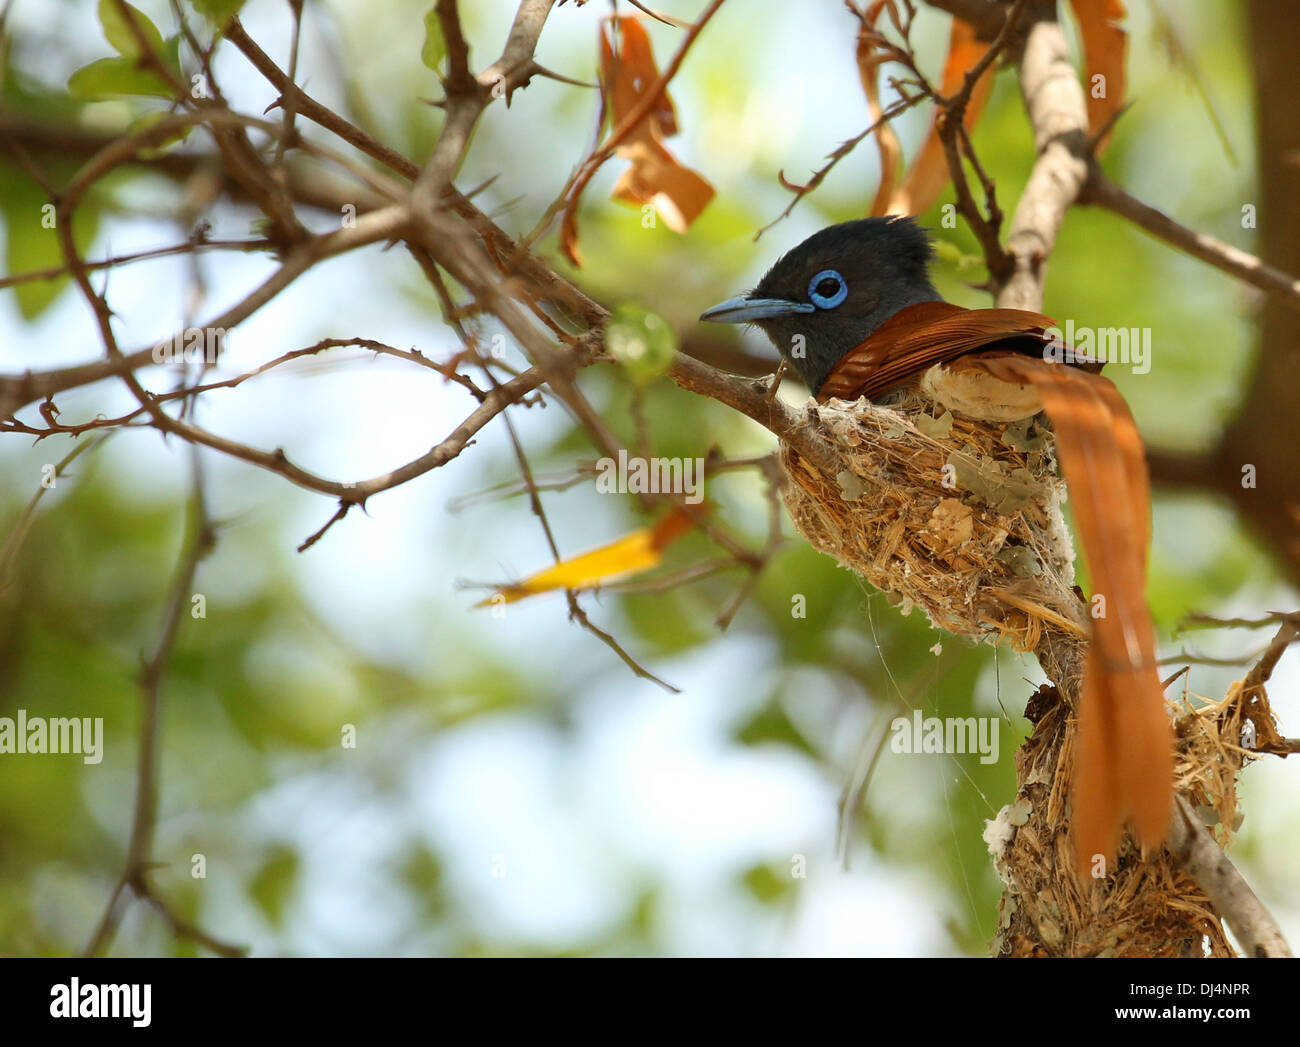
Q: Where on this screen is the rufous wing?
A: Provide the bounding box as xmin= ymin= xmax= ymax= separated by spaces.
xmin=817 ymin=302 xmax=1060 ymax=403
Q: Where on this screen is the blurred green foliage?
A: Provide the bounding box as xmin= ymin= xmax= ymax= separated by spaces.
xmin=0 ymin=0 xmax=1293 ymax=957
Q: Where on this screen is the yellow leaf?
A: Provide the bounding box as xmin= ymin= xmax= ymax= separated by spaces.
xmin=477 ymin=510 xmax=694 ymax=606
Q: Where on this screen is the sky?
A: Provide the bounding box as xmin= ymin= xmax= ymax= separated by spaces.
xmin=2 ymin=0 xmax=1296 ymax=956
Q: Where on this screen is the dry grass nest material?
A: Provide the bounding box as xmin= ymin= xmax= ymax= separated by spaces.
xmin=990 ymin=677 xmax=1282 ymax=957
xmin=779 ymin=390 xmax=1087 ymax=653
xmin=779 ymin=391 xmax=1283 ymax=956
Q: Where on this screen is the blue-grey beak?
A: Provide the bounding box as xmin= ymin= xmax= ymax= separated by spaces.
xmin=699 ymin=295 xmax=815 ymax=324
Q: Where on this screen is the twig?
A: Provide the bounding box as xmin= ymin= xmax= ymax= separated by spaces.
xmin=756 ymin=93 xmax=926 ymax=239
xmin=1168 ymin=795 xmax=1292 ymax=958
xmin=412 ymin=0 xmax=559 ymax=214
xmin=82 ymin=447 xmax=241 ymax=957
xmin=0 ymin=434 xmax=112 ymax=591
xmin=667 ymin=355 xmax=841 ymax=478
xmin=1240 ymin=613 xmax=1300 ymax=693
xmin=1082 ymin=169 xmax=1300 ymax=314
xmin=272 ymin=0 xmax=306 ymax=170
xmin=930 ymin=0 xmax=1028 ymax=276
xmin=566 ymin=598 xmax=681 ymax=693
xmin=715 ymin=455 xmax=785 ymax=629
xmin=1178 ymin=611 xmax=1300 ymax=633
xmin=298 ymin=502 xmax=354 ymax=553
xmin=0 ymin=237 xmax=272 ymax=290
xmin=526 ymin=0 xmax=727 ymax=250
xmin=994 ymin=0 xmax=1092 ymax=310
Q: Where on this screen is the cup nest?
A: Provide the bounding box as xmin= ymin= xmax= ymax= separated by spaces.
xmin=779 ymin=390 xmax=1088 ymax=653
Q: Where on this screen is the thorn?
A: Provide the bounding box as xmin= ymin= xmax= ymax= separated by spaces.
xmin=526 ymin=61 xmax=598 ymax=89
xmin=1087 ymin=99 xmax=1136 ymax=154
xmin=461 ymin=173 xmax=501 ymax=201
xmin=777 ymin=168 xmax=808 ymax=193
xmin=624 ymin=0 xmax=691 ymax=27
xmin=764 ymin=360 xmax=788 ymax=404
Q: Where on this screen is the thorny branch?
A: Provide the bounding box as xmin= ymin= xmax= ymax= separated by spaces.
xmin=82 ymin=446 xmax=241 ymax=958
xmin=0 ymin=0 xmax=1296 ymax=958
xmin=0 ymin=0 xmax=788 ymax=955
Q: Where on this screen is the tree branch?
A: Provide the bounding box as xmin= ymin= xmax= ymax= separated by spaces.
xmin=1168 ymin=796 xmax=1292 ymax=958
xmin=1082 ymin=169 xmax=1300 ymax=313
xmin=995 ymin=0 xmax=1091 ymax=309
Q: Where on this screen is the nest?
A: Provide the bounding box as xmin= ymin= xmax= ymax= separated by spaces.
xmin=780 ymin=390 xmax=1087 ymax=652
xmin=988 ymin=677 xmax=1282 ymax=957
xmin=779 ymin=390 xmax=1278 ymax=956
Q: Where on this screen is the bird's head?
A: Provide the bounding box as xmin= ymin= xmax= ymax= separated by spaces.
xmin=699 ymin=216 xmax=943 ymax=393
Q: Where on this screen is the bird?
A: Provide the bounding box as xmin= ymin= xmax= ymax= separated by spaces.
xmin=699 ymin=215 xmax=1172 ymax=872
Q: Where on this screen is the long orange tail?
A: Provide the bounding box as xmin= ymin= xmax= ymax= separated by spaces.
xmin=964 ymin=353 xmax=1173 ymax=871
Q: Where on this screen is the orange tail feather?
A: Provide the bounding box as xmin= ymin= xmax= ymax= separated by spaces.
xmin=968 ymin=354 xmax=1173 ymax=870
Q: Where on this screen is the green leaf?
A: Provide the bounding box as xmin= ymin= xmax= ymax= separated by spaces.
xmin=248 ymin=845 xmax=299 ymax=928
xmin=68 ymin=56 xmax=173 ymax=100
xmin=127 ymin=110 xmax=193 ymax=158
xmin=734 ymin=700 xmax=816 ymax=757
xmin=741 ymin=863 xmax=795 ymax=905
xmin=620 ymin=585 xmax=707 ymax=653
xmin=933 ymin=236 xmax=985 ymax=271
xmin=421 ymin=6 xmax=447 ymax=72
xmin=0 ymin=168 xmax=101 ymax=319
xmin=191 ymin=0 xmax=247 ymax=27
xmin=99 ymin=0 xmax=167 ymax=59
xmin=164 ymin=35 xmax=184 ymax=79
xmin=605 ymin=304 xmax=677 ymax=383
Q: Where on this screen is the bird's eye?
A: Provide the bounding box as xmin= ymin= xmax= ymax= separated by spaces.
xmin=808 ymin=269 xmax=847 ymax=309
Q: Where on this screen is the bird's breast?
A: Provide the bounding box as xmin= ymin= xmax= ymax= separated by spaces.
xmin=919 ymin=362 xmax=1044 ymax=422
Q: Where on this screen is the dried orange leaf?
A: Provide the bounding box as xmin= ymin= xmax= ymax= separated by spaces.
xmin=609 ymin=142 xmax=714 ymax=233
xmin=560 ymin=204 xmax=583 ymax=268
xmin=1069 ymin=0 xmax=1128 ymax=152
xmin=602 ymin=15 xmax=678 ymax=136
xmin=855 ymin=3 xmax=904 ymax=217
xmin=887 ymin=18 xmax=996 ymax=216
xmin=598 ymin=17 xmax=713 ymax=233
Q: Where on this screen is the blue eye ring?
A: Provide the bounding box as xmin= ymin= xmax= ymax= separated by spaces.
xmin=808 ymin=269 xmax=847 ymax=309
